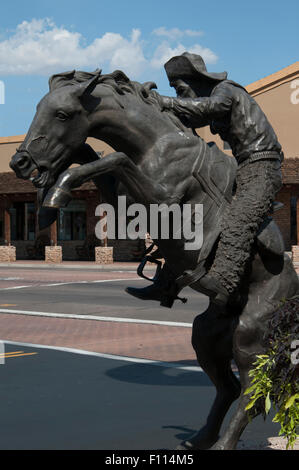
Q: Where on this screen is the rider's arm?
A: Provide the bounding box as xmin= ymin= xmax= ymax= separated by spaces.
xmin=162 ymin=87 xmax=233 ymax=126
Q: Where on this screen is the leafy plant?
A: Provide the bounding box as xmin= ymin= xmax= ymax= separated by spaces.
xmin=244 ymin=296 xmax=299 ymax=449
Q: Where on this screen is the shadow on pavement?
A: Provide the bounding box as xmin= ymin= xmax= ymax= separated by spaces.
xmin=105 ymin=361 xmax=213 ymax=387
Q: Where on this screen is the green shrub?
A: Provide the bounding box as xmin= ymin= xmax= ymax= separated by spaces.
xmin=245 ymin=296 xmax=299 ymax=449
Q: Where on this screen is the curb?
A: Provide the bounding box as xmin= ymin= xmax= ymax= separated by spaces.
xmin=0 ymin=262 xmax=156 ymax=271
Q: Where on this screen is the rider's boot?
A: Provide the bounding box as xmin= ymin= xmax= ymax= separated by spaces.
xmin=126 ymin=263 xmax=171 ymax=303
xmin=126 ymin=263 xmax=187 ymax=308
xmin=125 ymin=281 xmax=164 ymax=302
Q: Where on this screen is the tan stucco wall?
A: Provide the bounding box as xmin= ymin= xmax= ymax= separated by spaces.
xmin=252 ymin=80 xmax=298 ymax=157
xmin=196 ymin=126 xmax=232 ymax=157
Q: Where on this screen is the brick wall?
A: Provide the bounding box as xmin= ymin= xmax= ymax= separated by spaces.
xmin=282 ymin=158 xmax=299 ymax=185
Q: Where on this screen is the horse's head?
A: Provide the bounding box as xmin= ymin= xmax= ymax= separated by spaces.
xmin=10 ymin=70 xmax=102 ymax=189
xmin=10 ymin=68 xmax=189 ymax=189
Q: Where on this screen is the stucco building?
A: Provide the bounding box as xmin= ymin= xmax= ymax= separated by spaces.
xmin=0 ymin=61 xmax=298 ymax=260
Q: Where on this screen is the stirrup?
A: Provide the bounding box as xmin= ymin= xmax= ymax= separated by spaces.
xmin=137 ymin=254 xmax=162 ymax=283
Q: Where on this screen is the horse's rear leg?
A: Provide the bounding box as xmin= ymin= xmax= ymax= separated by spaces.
xmin=210 ymin=312 xmax=265 ymax=450
xmin=178 ymin=306 xmax=241 ymax=450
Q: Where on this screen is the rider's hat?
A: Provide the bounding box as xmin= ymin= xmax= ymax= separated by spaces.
xmin=164 ymin=52 xmax=227 ymax=83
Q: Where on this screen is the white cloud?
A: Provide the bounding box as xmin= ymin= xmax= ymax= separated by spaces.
xmin=0 ymin=19 xmax=218 ymax=79
xmin=150 ymin=42 xmax=218 ymax=69
xmin=153 ymin=27 xmax=204 ymax=41
xmin=0 ymin=19 xmax=147 ymax=77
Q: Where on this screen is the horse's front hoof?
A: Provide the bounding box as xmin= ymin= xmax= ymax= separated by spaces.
xmin=43 ymin=186 xmax=72 ymax=208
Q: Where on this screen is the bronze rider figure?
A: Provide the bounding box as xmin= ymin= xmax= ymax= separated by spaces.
xmin=126 ymin=52 xmax=283 ymax=308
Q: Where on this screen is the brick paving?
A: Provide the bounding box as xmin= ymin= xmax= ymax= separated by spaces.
xmin=0 ymin=259 xmax=297 ymax=366
xmin=0 ymin=313 xmax=196 ymax=364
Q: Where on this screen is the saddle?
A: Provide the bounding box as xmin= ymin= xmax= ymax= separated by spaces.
xmin=136 ymin=142 xmax=285 ymax=306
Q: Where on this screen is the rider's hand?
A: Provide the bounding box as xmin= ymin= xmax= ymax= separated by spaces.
xmin=159 ymin=96 xmax=174 ymax=111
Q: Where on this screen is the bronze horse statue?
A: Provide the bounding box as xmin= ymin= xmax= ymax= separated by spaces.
xmin=10 ymin=69 xmax=299 ymax=450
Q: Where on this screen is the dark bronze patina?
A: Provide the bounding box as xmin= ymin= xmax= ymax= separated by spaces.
xmin=10 ymin=62 xmax=299 ymax=450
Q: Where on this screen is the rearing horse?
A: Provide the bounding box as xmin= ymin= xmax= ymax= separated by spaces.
xmin=10 ymin=69 xmax=299 ymax=450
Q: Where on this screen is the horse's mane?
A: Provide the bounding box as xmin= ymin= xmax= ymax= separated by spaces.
xmin=48 ymin=69 xmax=187 ymax=132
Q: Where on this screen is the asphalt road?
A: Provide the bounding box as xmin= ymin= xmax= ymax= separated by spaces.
xmin=0 ymin=343 xmax=280 ymax=450
xmin=0 ymin=266 xmax=209 ymax=323
xmin=0 ymin=265 xmax=282 ymax=450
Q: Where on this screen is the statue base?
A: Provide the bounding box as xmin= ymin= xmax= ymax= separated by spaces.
xmin=0 ymin=245 xmax=16 ymax=262
xmin=292 ymin=245 xmax=299 ymax=263
xmin=95 ymin=247 xmax=113 ymax=264
xmin=45 ymin=246 xmax=62 ymax=263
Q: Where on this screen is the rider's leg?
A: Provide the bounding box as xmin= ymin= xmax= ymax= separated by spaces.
xmin=199 ymin=159 xmax=282 ymax=306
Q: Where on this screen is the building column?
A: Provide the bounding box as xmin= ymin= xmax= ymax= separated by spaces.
xmin=50 ymin=220 xmax=57 ymax=246
xmin=1 ymin=202 xmax=16 ymax=261
xmin=45 ymin=220 xmax=62 ymax=263
xmin=4 ymin=207 xmax=11 ymax=245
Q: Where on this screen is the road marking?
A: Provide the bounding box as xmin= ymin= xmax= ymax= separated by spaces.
xmin=0 ymin=278 xmax=141 ymax=290
xmin=1 ymin=340 xmax=202 ymax=372
xmin=0 ymin=350 xmax=24 ymax=356
xmin=41 ymin=277 xmax=140 ymax=287
xmin=0 ymin=352 xmax=37 ymax=359
xmin=0 ymin=277 xmax=22 ymax=280
xmin=0 ymin=285 xmax=33 ymax=290
xmin=0 ymin=304 xmax=18 ymax=307
xmin=0 ymin=308 xmax=192 ymax=328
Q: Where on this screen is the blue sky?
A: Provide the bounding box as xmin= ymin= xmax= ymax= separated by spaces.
xmin=0 ymin=0 xmax=298 ymax=136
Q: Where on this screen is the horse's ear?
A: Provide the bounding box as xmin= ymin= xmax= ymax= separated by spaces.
xmin=111 ymin=70 xmax=130 ymax=84
xmin=76 ymin=70 xmax=102 ymax=98
xmin=141 ymin=81 xmax=158 ymax=98
xmin=49 ymin=70 xmax=76 ymax=91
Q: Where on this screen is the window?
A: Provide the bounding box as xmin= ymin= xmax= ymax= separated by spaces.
xmin=58 ymin=200 xmax=86 ymax=241
xmin=10 ymin=202 xmax=36 ymax=241
xmin=290 ymin=196 xmax=298 ymax=245
xmin=0 ymin=213 xmax=3 ymax=239
xmin=25 ymin=202 xmax=36 ymax=241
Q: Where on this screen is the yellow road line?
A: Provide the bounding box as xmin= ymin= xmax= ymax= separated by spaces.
xmin=0 ymin=352 xmax=37 ymax=358
xmin=0 ymin=304 xmax=18 ymax=307
xmin=0 ymin=350 xmax=24 ymax=356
